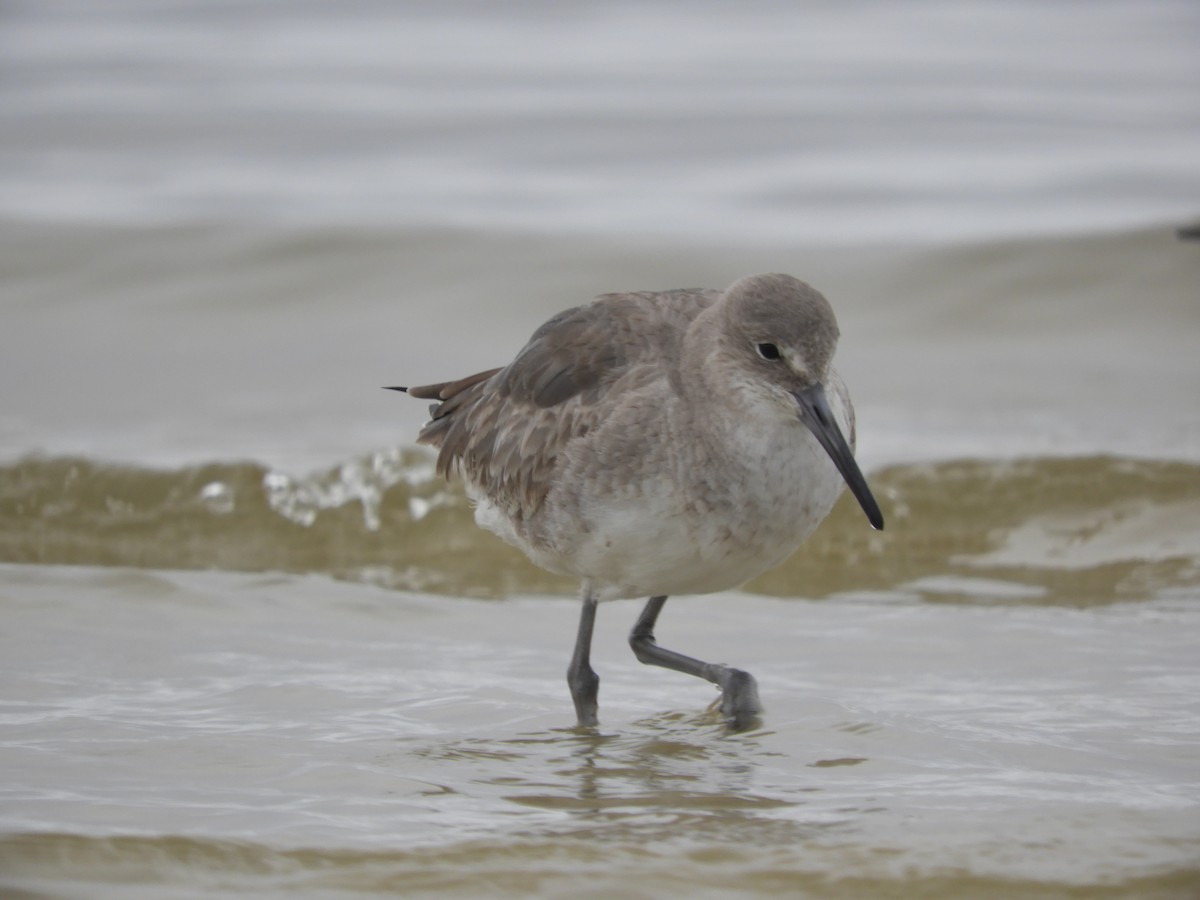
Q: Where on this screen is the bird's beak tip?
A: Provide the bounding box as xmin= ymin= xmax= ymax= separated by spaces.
xmin=792 ymin=383 xmax=884 ymax=533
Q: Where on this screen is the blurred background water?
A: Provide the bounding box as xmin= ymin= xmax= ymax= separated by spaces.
xmin=1 ymin=1 xmax=1199 ymax=897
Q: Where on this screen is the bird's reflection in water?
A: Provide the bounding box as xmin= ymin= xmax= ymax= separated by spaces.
xmin=409 ymin=711 xmax=869 ymax=850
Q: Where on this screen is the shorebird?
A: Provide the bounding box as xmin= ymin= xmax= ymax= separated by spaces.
xmin=390 ymin=273 xmax=883 ymax=730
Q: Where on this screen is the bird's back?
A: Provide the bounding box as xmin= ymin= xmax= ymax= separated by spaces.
xmin=408 ymin=287 xmax=720 ymax=523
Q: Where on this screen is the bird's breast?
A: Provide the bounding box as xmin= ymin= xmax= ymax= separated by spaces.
xmin=517 ymin=416 xmax=846 ymax=601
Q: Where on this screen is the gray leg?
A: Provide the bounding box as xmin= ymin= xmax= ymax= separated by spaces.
xmin=628 ymin=595 xmax=763 ymax=731
xmin=567 ymin=591 xmax=600 ymax=727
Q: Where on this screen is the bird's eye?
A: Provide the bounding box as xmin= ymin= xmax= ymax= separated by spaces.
xmin=755 ymin=342 xmax=781 ymax=361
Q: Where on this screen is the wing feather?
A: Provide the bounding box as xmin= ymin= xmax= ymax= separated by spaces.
xmin=409 ymin=288 xmax=718 ymax=521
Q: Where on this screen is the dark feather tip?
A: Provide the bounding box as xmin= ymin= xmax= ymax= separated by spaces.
xmin=383 ymin=386 xmax=409 ymax=393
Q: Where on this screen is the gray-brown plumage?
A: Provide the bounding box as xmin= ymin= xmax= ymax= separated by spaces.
xmin=405 ymin=288 xmax=716 ymax=524
xmin=394 ymin=273 xmax=882 ymax=731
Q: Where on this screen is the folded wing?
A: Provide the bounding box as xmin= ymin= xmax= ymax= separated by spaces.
xmin=407 ymin=289 xmax=717 ymax=521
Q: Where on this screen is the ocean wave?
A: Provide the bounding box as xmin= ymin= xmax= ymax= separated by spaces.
xmin=2 ymin=451 xmax=1197 ymax=605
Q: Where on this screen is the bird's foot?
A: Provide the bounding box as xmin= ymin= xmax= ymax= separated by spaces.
xmin=717 ymin=668 xmax=763 ymax=732
xmin=568 ymin=665 xmax=600 ymax=729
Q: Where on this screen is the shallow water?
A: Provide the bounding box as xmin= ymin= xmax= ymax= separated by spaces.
xmin=2 ymin=564 xmax=1198 ymax=897
xmin=2 ymin=1 xmax=1200 ymax=896
xmin=2 ymin=454 xmax=1199 ymax=896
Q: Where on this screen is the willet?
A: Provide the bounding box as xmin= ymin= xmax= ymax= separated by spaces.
xmin=390 ymin=273 xmax=883 ymax=731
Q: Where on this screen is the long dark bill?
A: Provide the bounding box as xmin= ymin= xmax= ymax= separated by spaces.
xmin=791 ymin=384 xmax=884 ymax=530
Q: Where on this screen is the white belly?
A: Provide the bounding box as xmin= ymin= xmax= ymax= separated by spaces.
xmin=483 ymin=421 xmax=846 ymax=601
xmin=470 ymin=371 xmax=857 ymax=602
